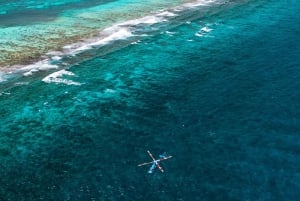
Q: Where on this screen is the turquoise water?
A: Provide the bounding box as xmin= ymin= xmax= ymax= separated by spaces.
xmin=0 ymin=0 xmax=190 ymax=66
xmin=1 ymin=0 xmax=300 ymax=200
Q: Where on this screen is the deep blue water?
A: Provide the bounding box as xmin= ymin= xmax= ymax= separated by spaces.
xmin=0 ymin=0 xmax=300 ymax=200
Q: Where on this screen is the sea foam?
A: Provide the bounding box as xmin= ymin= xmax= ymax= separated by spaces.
xmin=22 ymin=59 xmax=58 ymax=76
xmin=42 ymin=70 xmax=81 ymax=86
xmin=182 ymin=0 xmax=216 ymax=8
xmin=0 ymin=0 xmax=218 ymax=83
xmin=72 ymin=27 xmax=134 ymax=53
xmin=62 ymin=14 xmax=169 ymax=55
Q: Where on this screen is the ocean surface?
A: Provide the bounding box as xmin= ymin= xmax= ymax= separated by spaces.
xmin=0 ymin=0 xmax=300 ymax=200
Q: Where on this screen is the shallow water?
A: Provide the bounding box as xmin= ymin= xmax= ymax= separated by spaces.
xmin=0 ymin=0 xmax=300 ymax=200
xmin=0 ymin=0 xmax=193 ymax=67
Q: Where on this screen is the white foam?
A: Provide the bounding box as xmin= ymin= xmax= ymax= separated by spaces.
xmin=165 ymin=31 xmax=176 ymax=35
xmin=0 ymin=92 xmax=11 ymax=96
xmin=175 ymin=0 xmax=216 ymax=10
xmin=23 ymin=69 xmax=39 ymax=76
xmin=195 ymin=25 xmax=213 ymax=37
xmin=120 ymin=15 xmax=164 ymax=26
xmin=104 ymin=88 xmax=116 ymax=94
xmin=2 ymin=0 xmax=218 ymax=82
xmin=48 ymin=7 xmax=180 ymax=57
xmin=156 ymin=11 xmax=178 ymax=17
xmin=195 ymin=32 xmax=203 ymax=37
xmin=51 ymin=56 xmax=63 ymax=61
xmin=62 ymin=13 xmax=169 ymax=55
xmin=184 ymin=0 xmax=216 ymax=8
xmin=92 ymin=27 xmax=133 ymax=45
xmin=22 ymin=59 xmax=58 ymax=76
xmin=131 ymin=40 xmax=141 ymax=45
xmin=46 ymin=51 xmax=64 ymax=57
xmin=68 ymin=26 xmax=134 ymax=53
xmin=42 ymin=70 xmax=81 ymax=86
xmin=201 ymin=27 xmax=213 ymax=32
